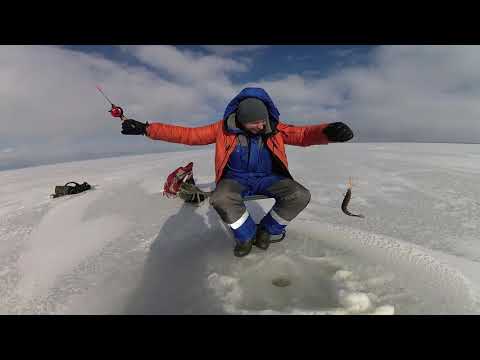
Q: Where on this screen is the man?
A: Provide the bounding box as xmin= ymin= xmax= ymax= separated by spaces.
xmin=121 ymin=87 xmax=354 ymax=257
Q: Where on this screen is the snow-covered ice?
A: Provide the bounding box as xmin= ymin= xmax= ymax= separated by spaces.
xmin=1 ymin=143 xmax=480 ymax=314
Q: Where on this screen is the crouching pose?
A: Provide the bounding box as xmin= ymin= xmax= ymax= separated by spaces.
xmin=121 ymin=87 xmax=354 ymax=257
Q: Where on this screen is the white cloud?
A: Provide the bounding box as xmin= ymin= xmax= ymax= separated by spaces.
xmin=0 ymin=45 xmax=248 ymax=168
xmin=253 ymin=45 xmax=480 ymax=142
xmin=3 ymin=45 xmax=480 ymax=170
xmin=120 ymin=45 xmax=250 ymax=102
xmin=0 ymin=46 xmax=254 ymax=139
xmin=120 ymin=45 xmax=247 ymax=82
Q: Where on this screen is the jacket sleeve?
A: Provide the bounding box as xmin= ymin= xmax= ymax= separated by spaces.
xmin=278 ymin=122 xmax=330 ymax=146
xmin=145 ymin=121 xmax=220 ymax=145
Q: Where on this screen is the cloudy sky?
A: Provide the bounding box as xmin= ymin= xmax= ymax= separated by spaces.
xmin=1 ymin=45 xmax=480 ymax=170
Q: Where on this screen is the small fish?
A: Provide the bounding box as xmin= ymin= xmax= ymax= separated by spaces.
xmin=341 ymin=177 xmax=365 ymax=218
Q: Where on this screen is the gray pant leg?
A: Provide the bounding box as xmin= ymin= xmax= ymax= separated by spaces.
xmin=209 ymin=179 xmax=246 ymax=224
xmin=266 ymin=178 xmax=311 ymax=221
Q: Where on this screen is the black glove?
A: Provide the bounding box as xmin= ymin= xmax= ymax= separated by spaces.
xmin=121 ymin=119 xmax=148 ymax=135
xmin=323 ymin=122 xmax=354 ymax=142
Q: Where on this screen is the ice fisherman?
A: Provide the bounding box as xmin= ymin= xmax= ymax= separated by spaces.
xmin=120 ymin=87 xmax=354 ymax=257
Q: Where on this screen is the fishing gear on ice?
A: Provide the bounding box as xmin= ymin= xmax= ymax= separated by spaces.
xmin=162 ymin=162 xmax=207 ymax=204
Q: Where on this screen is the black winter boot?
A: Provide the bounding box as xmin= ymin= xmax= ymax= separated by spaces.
xmin=254 ymin=226 xmax=271 ymax=250
xmin=234 ymin=238 xmax=254 ymax=257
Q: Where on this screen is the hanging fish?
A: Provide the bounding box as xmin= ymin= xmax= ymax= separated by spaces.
xmin=341 ymin=177 xmax=365 ymax=218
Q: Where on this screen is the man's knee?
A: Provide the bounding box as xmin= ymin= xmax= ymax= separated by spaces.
xmin=211 ymin=191 xmax=248 ymax=225
xmin=287 ymin=184 xmax=311 ymax=209
xmin=272 ymin=183 xmax=311 ymax=222
xmin=210 ymin=180 xmax=243 ymax=208
xmin=297 ymin=186 xmax=311 ymax=208
xmin=209 ymin=190 xmax=228 ymax=209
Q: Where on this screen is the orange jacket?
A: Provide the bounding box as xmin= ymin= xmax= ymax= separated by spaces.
xmin=146 ymin=120 xmax=330 ymax=184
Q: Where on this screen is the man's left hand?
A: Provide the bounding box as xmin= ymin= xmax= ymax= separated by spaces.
xmin=323 ymin=122 xmax=354 ymax=142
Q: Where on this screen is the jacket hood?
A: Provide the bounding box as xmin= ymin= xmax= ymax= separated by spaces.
xmin=223 ymin=87 xmax=280 ymax=136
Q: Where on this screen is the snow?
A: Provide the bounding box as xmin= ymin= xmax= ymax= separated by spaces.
xmin=1 ymin=143 xmax=480 ymax=314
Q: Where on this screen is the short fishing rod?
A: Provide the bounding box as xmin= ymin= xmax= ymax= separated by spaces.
xmin=96 ymin=85 xmax=127 ymax=121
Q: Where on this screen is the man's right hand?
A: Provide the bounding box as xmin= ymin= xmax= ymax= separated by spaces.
xmin=121 ymin=119 xmax=148 ymax=135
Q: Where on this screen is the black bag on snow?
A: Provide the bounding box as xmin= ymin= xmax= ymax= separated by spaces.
xmin=51 ymin=182 xmax=92 ymax=198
